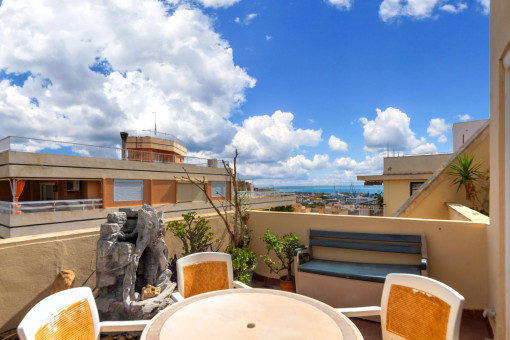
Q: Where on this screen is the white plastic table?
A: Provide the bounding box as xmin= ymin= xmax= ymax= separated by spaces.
xmin=141 ymin=288 xmax=363 ymax=340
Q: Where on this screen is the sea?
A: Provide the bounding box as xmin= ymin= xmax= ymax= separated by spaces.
xmin=271 ymin=185 xmax=383 ymax=195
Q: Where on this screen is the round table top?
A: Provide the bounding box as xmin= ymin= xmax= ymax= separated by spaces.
xmin=141 ymin=288 xmax=363 ymax=340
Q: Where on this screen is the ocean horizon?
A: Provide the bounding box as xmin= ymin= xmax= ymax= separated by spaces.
xmin=270 ymin=185 xmax=383 ymax=195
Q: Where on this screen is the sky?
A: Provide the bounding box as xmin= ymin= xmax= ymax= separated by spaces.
xmin=0 ymin=0 xmax=490 ymax=187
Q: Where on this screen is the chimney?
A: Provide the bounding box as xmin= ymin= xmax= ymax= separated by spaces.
xmin=120 ymin=132 xmax=128 ymax=160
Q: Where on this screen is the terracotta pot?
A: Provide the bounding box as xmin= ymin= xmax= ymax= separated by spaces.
xmin=279 ymin=277 xmax=296 ymax=292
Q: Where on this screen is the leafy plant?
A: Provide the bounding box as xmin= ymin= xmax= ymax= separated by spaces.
xmin=166 ymin=212 xmax=220 ymax=256
xmin=374 ymin=192 xmax=383 ymax=208
xmin=447 ymin=153 xmax=483 ymax=202
xmin=261 ymin=229 xmax=303 ymax=281
xmin=225 ymin=244 xmax=257 ymax=283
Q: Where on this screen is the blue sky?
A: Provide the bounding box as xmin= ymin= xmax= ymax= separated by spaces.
xmin=0 ymin=0 xmax=490 ymax=186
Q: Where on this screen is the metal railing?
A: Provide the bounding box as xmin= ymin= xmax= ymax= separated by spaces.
xmin=124 ymin=130 xmax=186 ymax=147
xmin=239 ymin=191 xmax=295 ymax=198
xmin=0 ymin=136 xmax=226 ymax=168
xmin=0 ymin=199 xmax=103 ymax=214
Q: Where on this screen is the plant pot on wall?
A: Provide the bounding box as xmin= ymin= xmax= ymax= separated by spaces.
xmin=279 ymin=277 xmax=296 ymax=293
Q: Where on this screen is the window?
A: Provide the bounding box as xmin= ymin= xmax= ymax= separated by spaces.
xmin=114 ymin=179 xmax=143 ymax=202
xmin=211 ymin=182 xmax=227 ymax=197
xmin=410 ymin=182 xmax=424 ymax=196
xmin=177 ymin=183 xmax=206 ymax=202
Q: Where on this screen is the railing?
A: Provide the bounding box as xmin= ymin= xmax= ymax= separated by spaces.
xmin=239 ymin=191 xmax=295 ymax=198
xmin=124 ymin=130 xmax=186 ymax=147
xmin=0 ymin=199 xmax=103 ymax=214
xmin=0 ymin=136 xmax=226 ymax=168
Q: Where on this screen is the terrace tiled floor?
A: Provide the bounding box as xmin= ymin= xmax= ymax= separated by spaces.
xmin=251 ymin=276 xmax=492 ymax=340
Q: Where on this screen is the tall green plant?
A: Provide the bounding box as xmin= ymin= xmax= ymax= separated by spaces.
xmin=447 ymin=153 xmax=483 ymax=202
xmin=166 ymin=212 xmax=219 ymax=256
xmin=261 ymin=229 xmax=303 ymax=281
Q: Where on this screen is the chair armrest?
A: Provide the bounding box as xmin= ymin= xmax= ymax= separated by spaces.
xmin=234 ymin=280 xmax=252 ymax=289
xmin=336 ymin=306 xmax=381 ymax=318
xmin=100 ymin=320 xmax=150 ymax=332
xmin=171 ymin=291 xmax=185 ymax=302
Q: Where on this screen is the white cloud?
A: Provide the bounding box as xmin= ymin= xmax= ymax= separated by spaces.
xmin=379 ymin=0 xmax=469 ymax=22
xmin=308 ymin=118 xmax=315 ymax=123
xmin=265 ymin=35 xmax=272 ymax=41
xmin=379 ymin=0 xmax=438 ymax=22
xmin=439 ymin=3 xmax=467 ymax=13
xmin=476 ymin=0 xmax=489 ymax=14
xmin=427 ymin=118 xmax=450 ymax=137
xmin=235 ymin=13 xmax=258 ymax=25
xmin=437 ymin=134 xmax=448 ymax=143
xmin=195 ymin=0 xmax=240 ymax=8
xmin=239 ymin=154 xmax=329 ymax=182
xmin=360 ymin=107 xmax=437 ymax=154
xmin=0 ymin=0 xmax=255 ymax=152
xmin=326 ymin=0 xmax=353 ymax=10
xmin=328 ymin=135 xmax=348 ymax=152
xmin=285 ymin=154 xmax=330 ymax=170
xmin=332 ymin=153 xmax=384 ymax=173
xmin=228 ymin=110 xmax=322 ymax=162
xmin=411 ymin=141 xmax=437 ymax=154
xmin=457 ymin=114 xmax=472 ymax=121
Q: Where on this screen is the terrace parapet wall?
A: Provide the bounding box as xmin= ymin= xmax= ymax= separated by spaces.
xmin=0 ymin=211 xmax=487 ymax=333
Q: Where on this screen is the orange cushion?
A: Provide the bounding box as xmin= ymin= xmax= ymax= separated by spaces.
xmin=386 ymin=284 xmax=451 ymax=340
xmin=35 ymin=299 xmax=95 ymax=340
xmin=182 ymin=261 xmax=229 ymax=298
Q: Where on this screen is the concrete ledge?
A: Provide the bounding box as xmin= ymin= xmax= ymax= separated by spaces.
xmin=446 ymin=203 xmax=489 ymax=223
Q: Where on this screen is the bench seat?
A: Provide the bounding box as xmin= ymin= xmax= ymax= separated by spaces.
xmin=298 ymin=259 xmax=421 ymax=283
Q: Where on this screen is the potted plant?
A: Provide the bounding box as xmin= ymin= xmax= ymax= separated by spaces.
xmin=225 ymin=244 xmax=257 ymax=284
xmin=447 ymin=153 xmax=484 ymax=211
xmin=261 ymin=228 xmax=303 ymax=292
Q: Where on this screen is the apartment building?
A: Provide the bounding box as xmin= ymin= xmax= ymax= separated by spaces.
xmin=0 ymin=132 xmax=295 ymax=238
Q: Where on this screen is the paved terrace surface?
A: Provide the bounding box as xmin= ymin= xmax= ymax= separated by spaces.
xmin=251 ymin=276 xmax=492 ymax=340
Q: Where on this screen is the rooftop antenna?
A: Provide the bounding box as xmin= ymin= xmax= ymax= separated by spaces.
xmin=153 ymin=111 xmax=157 ymax=135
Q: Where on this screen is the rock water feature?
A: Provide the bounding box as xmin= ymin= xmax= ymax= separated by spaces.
xmin=96 ymin=205 xmax=176 ymax=320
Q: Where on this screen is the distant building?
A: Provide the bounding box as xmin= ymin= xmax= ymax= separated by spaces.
xmin=358 ymin=153 xmax=452 ymax=216
xmin=0 ymin=132 xmax=295 ymax=238
xmin=452 ymin=119 xmax=489 ymax=152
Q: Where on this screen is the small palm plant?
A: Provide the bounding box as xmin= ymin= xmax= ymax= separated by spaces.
xmin=447 ymin=153 xmax=483 ymax=203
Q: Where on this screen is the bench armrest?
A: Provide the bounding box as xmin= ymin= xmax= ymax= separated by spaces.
xmin=294 ymin=246 xmax=308 ymax=256
xmin=294 ymin=246 xmax=309 ymax=280
xmin=336 ymin=306 xmax=381 ymax=318
xmin=420 ymin=258 xmax=428 ymax=275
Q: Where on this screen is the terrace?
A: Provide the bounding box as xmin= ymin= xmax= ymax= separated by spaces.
xmin=0 ymin=209 xmax=493 ymax=338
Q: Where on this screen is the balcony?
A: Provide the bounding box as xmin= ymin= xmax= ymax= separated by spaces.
xmin=0 ymin=199 xmax=103 ymax=214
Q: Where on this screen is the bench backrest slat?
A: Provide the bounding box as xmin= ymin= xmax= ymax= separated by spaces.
xmin=309 ymin=230 xmax=422 ymax=243
xmin=309 ymin=238 xmax=422 ymax=254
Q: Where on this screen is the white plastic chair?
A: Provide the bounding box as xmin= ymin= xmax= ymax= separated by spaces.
xmin=336 ymin=273 xmax=465 ymax=340
xmin=171 ymin=252 xmax=251 ymax=302
xmin=18 ymin=287 xmax=149 ymax=340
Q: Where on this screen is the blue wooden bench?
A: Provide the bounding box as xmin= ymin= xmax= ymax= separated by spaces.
xmin=294 ymin=229 xmax=427 ymax=308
